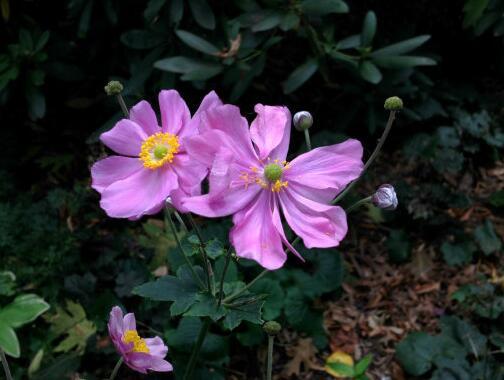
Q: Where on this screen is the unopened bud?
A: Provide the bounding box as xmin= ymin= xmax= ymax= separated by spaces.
xmin=384 ymin=96 xmax=403 ymax=111
xmin=293 ymin=111 xmax=313 ymax=131
xmin=372 ymin=184 xmax=398 ymax=210
xmin=104 ymin=80 xmax=124 ymax=96
xmin=263 ymin=321 xmax=282 ymax=336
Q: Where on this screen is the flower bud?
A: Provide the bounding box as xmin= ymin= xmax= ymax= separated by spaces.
xmin=372 ymin=184 xmax=398 ymax=210
xmin=104 ymin=80 xmax=124 ymax=96
xmin=263 ymin=321 xmax=282 ymax=336
xmin=384 ymin=96 xmax=403 ymax=111
xmin=293 ymin=111 xmax=313 ymax=131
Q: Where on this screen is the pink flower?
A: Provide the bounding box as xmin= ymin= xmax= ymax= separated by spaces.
xmin=108 ymin=306 xmax=173 ymax=374
xmin=91 ymin=90 xmax=222 ymax=219
xmin=182 ymin=104 xmax=364 ymax=270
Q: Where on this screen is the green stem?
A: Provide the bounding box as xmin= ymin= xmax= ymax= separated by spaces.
xmin=108 ymin=356 xmax=123 ymax=380
xmin=345 ymin=196 xmax=372 ymax=213
xmin=116 ymin=94 xmax=129 ymax=118
xmin=266 ymin=335 xmax=274 ymax=380
xmin=183 ymin=319 xmax=211 ymax=380
xmin=332 ymin=110 xmax=397 ymax=205
xmin=165 ymin=209 xmax=206 ymax=290
xmin=0 ymin=349 xmax=13 ymax=380
xmin=217 ymin=246 xmax=233 ymax=306
xmin=173 ymin=210 xmax=188 ymax=233
xmin=187 ymin=213 xmax=213 ymax=292
xmin=223 ymin=269 xmax=269 ymax=303
xmin=304 ymin=128 xmax=312 ymax=151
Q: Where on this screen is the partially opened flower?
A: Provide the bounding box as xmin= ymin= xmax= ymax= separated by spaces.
xmin=182 ymin=104 xmax=364 ymax=269
xmin=91 ymin=90 xmax=222 ymax=219
xmin=108 ymin=306 xmax=173 ymax=374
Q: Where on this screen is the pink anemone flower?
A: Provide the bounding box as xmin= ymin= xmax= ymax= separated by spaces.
xmin=182 ymin=104 xmax=364 ymax=270
xmin=91 ymin=90 xmax=222 ymax=219
xmin=108 ymin=306 xmax=173 ymax=373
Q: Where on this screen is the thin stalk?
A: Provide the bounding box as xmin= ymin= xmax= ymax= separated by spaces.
xmin=116 ymin=94 xmax=129 ymax=118
xmin=304 ymin=129 xmax=312 ymax=151
xmin=0 ymin=349 xmax=13 ymax=380
xmin=217 ymin=246 xmax=233 ymax=306
xmin=183 ymin=319 xmax=211 ymax=380
xmin=173 ymin=210 xmax=188 ymax=233
xmin=345 ymin=196 xmax=372 ymax=213
xmin=266 ymin=335 xmax=274 ymax=380
xmin=108 ymin=356 xmax=124 ymax=380
xmin=165 ymin=209 xmax=206 ymax=290
xmin=333 ymin=110 xmax=397 ymax=205
xmin=223 ymin=269 xmax=269 ymax=303
xmin=187 ymin=213 xmax=213 ymax=292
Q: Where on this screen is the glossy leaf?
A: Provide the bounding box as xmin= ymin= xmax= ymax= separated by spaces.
xmin=301 ymin=0 xmax=349 ymax=16
xmin=282 ymin=58 xmax=318 ymax=94
xmin=0 ymin=323 xmax=20 ymax=357
xmin=154 ymin=56 xmax=222 ymax=75
xmin=370 ymin=35 xmax=431 ymax=57
xmin=251 ymin=12 xmax=282 ymax=32
xmin=188 ymin=0 xmax=215 ymax=30
xmin=175 ymin=30 xmax=219 ymax=55
xmin=359 ymin=60 xmax=382 ymax=84
xmin=373 ymin=55 xmax=436 ymax=69
xmin=0 ymin=294 xmax=49 ymax=328
xmin=361 ymin=11 xmax=377 ymax=46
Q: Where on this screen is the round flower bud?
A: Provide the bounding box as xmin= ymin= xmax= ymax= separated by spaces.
xmin=263 ymin=321 xmax=282 ymax=336
xmin=372 ymin=184 xmax=398 ymax=210
xmin=293 ymin=111 xmax=313 ymax=131
xmin=384 ymin=96 xmax=403 ymax=111
xmin=104 ymin=80 xmax=124 ymax=96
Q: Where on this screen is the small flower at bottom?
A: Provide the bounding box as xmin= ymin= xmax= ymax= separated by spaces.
xmin=372 ymin=184 xmax=398 ymax=210
xmin=108 ymin=306 xmax=173 ymax=374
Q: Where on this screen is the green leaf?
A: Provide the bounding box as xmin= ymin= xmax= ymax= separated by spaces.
xmin=188 ymin=0 xmax=215 ymax=30
xmin=396 ymin=332 xmax=436 ymax=376
xmin=170 ymin=0 xmax=184 ymax=24
xmin=301 ymin=0 xmax=349 ymax=16
xmin=373 ymin=55 xmax=436 ymax=69
xmin=370 ymin=35 xmax=431 ymax=57
xmin=180 ymin=65 xmax=223 ymax=81
xmin=0 ymin=294 xmax=49 ymax=328
xmin=250 ymin=279 xmax=284 ymax=320
xmin=336 ymin=34 xmax=361 ymax=50
xmin=19 ymin=29 xmax=34 ymax=50
xmin=440 ymin=316 xmax=487 ymax=355
xmin=120 ymin=30 xmax=164 ymax=49
xmin=326 ymin=362 xmax=355 ymax=377
xmin=359 ymin=61 xmax=382 ymax=84
xmin=355 ymin=354 xmax=373 ymax=376
xmin=0 ymin=322 xmax=20 ymax=357
xmin=155 ymin=56 xmax=222 ymax=76
xmin=34 ymin=31 xmax=50 ymax=52
xmin=489 ymin=190 xmax=504 ymax=207
xmin=175 ymin=30 xmax=219 ymax=55
xmin=463 ymin=0 xmax=489 ymax=27
xmin=474 ymin=219 xmax=502 ymax=255
xmin=185 ymin=293 xmax=226 ymax=321
xmin=144 ymin=0 xmax=166 ymax=21
xmin=223 ymin=298 xmax=264 ymax=330
xmin=441 ymin=241 xmax=476 ymax=266
xmin=204 ymin=239 xmax=225 ymax=259
xmin=26 ymin=88 xmax=46 ymax=120
xmin=0 ymin=271 xmax=16 ymax=296
xmin=361 ymin=11 xmax=377 ymax=46
xmin=387 ymin=229 xmax=411 ymax=263
xmin=282 ymin=58 xmax=318 ymax=94
xmin=251 ymin=12 xmax=282 ymax=32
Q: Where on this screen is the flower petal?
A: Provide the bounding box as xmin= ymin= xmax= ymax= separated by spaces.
xmin=279 ymin=185 xmax=348 ymax=248
xmin=125 ymin=352 xmax=151 ymax=374
xmin=91 ymin=156 xmax=144 ymax=193
xmin=171 ymin=152 xmax=208 ymax=191
xmin=100 ymin=167 xmax=178 ymax=219
xmin=250 ymin=104 xmax=291 ymax=161
xmin=285 ymin=139 xmax=364 ymax=199
xmin=129 ymin=100 xmax=160 ymax=136
xmin=271 ymin=198 xmax=304 ymax=262
xmin=158 ymin=90 xmax=191 ymax=136
xmin=230 ymin=191 xmax=287 ymax=270
xmin=184 ymin=90 xmax=223 ymax=134
xmin=122 ymin=312 xmax=137 ymax=331
xmin=108 ymin=306 xmax=124 ymax=340
xmin=100 ymin=119 xmax=148 ymax=156
xmin=145 ymin=337 xmax=168 ymax=357
xmin=149 ymin=357 xmax=173 ymax=372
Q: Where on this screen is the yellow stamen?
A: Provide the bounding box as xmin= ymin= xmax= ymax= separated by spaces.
xmin=271 ymin=179 xmax=288 ymax=193
xmin=122 ymin=330 xmax=150 ymax=353
xmin=139 ymin=132 xmax=180 ymax=169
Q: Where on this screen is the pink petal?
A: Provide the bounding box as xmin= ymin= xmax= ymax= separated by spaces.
xmin=108 ymin=306 xmax=124 ymax=340
xmin=285 ymin=139 xmax=364 ymax=199
xmin=91 ymin=156 xmax=144 ymax=193
xmin=122 ymin=312 xmax=137 ymax=331
xmin=250 ymin=104 xmax=291 ymax=161
xmin=279 ymin=187 xmax=348 ymax=249
xmin=99 ymin=167 xmax=178 ymax=219
xmin=184 ymin=90 xmax=223 ymax=135
xmin=230 ymin=191 xmax=287 ymax=270
xmin=171 ymin=152 xmax=208 ymax=191
xmin=129 ymin=100 xmax=160 ymax=136
xmin=145 ymin=337 xmax=168 ymax=357
xmin=100 ymin=119 xmax=148 ymax=156
xmin=271 ymin=199 xmax=304 ymax=262
xmin=149 ymin=357 xmax=173 ymax=372
xmin=158 ymin=90 xmax=191 ymax=136
xmin=125 ymin=352 xmax=150 ymax=374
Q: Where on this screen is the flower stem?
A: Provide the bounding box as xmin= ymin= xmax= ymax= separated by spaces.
xmin=223 ymin=269 xmax=269 ymax=303
xmin=183 ymin=318 xmax=210 ymax=380
xmin=116 ymin=94 xmax=129 ymax=118
xmin=165 ymin=208 xmax=206 ymax=290
xmin=332 ymin=110 xmax=397 ymax=205
xmin=266 ymin=335 xmax=274 ymax=380
xmin=108 ymin=356 xmax=123 ymax=380
xmin=174 ymin=210 xmax=188 ymax=233
xmin=187 ymin=213 xmax=213 ymax=293
xmin=217 ymin=246 xmax=233 ymax=306
xmin=345 ymin=196 xmax=372 ymax=213
xmin=304 ymin=128 xmax=312 ymax=151
xmin=0 ymin=349 xmax=13 ymax=380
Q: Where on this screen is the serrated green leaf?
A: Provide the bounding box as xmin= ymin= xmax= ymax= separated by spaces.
xmin=0 ymin=322 xmax=20 ymax=357
xmin=301 ymin=0 xmax=349 ymax=16
xmin=176 ymin=30 xmax=219 ymax=55
xmin=185 ymin=293 xmax=226 ymax=321
xmin=222 ymin=299 xmax=264 ymax=330
xmin=282 ymin=58 xmax=318 ymax=94
xmin=371 ymin=35 xmax=431 ymax=57
xmin=188 ymin=0 xmax=215 ymax=30
xmin=0 ymin=294 xmax=49 ymax=328
xmin=361 ymin=11 xmax=377 ymax=46
xmin=359 ymin=61 xmax=382 ymax=84
xmin=250 ymin=279 xmax=284 ymax=320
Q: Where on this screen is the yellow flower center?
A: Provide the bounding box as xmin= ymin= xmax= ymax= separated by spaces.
xmin=139 ymin=132 xmax=180 ymax=169
xmin=122 ymin=329 xmax=150 ymax=353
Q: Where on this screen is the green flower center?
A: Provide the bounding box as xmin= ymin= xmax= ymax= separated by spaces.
xmin=153 ymin=145 xmax=169 ymax=159
xmin=264 ymin=163 xmax=283 ymax=182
